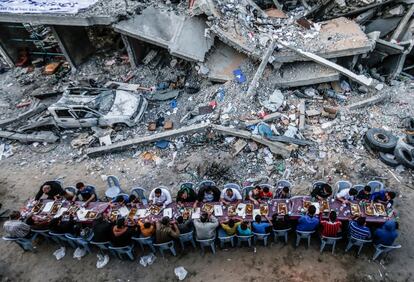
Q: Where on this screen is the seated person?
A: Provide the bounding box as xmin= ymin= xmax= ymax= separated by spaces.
xmin=219 ymin=218 xmax=241 ymax=236
xmin=35 ymin=181 xmax=72 ymax=201
xmin=193 ymin=212 xmax=219 ymax=240
xmin=297 ymin=205 xmax=319 ymax=232
xmin=356 ymin=186 xmax=372 ymax=201
xmin=128 ymin=195 xmax=140 ymax=205
xmin=193 ymin=186 xmax=221 ymax=208
xmin=110 ymin=218 xmax=133 ymax=247
xmin=310 ymin=183 xmax=332 ymax=200
xmin=176 ymin=216 xmax=193 ymax=234
xmin=111 ymin=194 xmax=129 ymax=206
xmin=149 ymin=188 xmax=172 ymax=208
xmin=176 ymin=185 xmax=197 ymax=204
xmin=137 ymin=219 xmax=155 ymax=238
xmin=271 ymin=214 xmax=291 ymax=231
xmin=73 ymin=182 xmax=96 ymax=206
xmin=247 ymin=186 xmax=262 ymax=205
xmin=260 ymin=187 xmax=273 ymax=200
xmin=92 ymin=214 xmax=112 ymax=242
xmin=320 ymin=211 xmax=342 ymax=238
xmin=252 ymin=215 xmax=272 ymax=234
xmin=373 ymin=220 xmax=398 ymax=246
xmin=3 ymin=211 xmax=32 ymax=238
xmin=155 ymin=216 xmax=180 ymax=244
xmin=370 ymin=190 xmax=396 ymax=209
xmin=237 ymin=221 xmax=252 ymax=236
xmin=274 ymin=186 xmax=291 ymax=199
xmin=336 ymin=188 xmax=358 ymax=204
xmin=220 ymin=188 xmax=242 ymax=205
xmin=49 ymin=212 xmax=78 ymax=235
xmin=349 ymin=216 xmax=371 ymax=240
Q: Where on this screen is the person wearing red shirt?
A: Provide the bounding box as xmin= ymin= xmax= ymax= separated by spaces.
xmin=320 ymin=211 xmax=342 ymax=237
xmin=260 ymin=186 xmax=273 ymax=200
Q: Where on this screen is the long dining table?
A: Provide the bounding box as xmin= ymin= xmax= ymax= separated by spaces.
xmin=21 ymin=196 xmax=392 ymax=226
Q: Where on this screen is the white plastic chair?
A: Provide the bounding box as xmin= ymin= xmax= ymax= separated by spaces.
xmin=320 ymin=235 xmax=342 ymax=254
xmin=367 ymin=181 xmax=384 ymax=193
xmin=345 ymin=236 xmax=372 ymax=256
xmin=334 ymin=180 xmax=352 ymax=197
xmin=373 ymin=244 xmax=401 ymax=260
xmin=196 ymin=237 xmax=216 ymax=255
xmin=223 ymin=183 xmax=242 ymax=193
xmin=295 ymin=230 xmax=315 ymax=248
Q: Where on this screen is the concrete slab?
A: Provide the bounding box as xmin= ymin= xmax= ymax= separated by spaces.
xmin=274 ymin=62 xmax=340 ymax=88
xmin=114 ymin=7 xmax=214 ymax=62
xmin=205 ymin=41 xmax=248 ymax=82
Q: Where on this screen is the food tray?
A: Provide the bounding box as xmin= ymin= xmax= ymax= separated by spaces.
xmin=320 ymin=200 xmax=330 ymax=213
xmin=85 ymin=211 xmax=98 ymax=219
xmin=67 ymin=205 xmax=79 ymax=214
xmin=374 ymin=203 xmax=387 ymax=216
xmin=128 ymin=208 xmax=137 ymax=219
xmin=227 ymin=205 xmax=237 ymax=217
xmin=277 ymin=203 xmax=288 ymax=215
xmin=350 ymin=203 xmax=361 ymax=216
xmin=202 ymin=203 xmax=214 ymax=213
xmin=181 ymin=208 xmax=193 ymax=220
xmin=260 ymin=204 xmax=269 ymax=216
xmin=31 ymin=203 xmax=44 ymax=213
xmin=245 ymin=204 xmax=254 ymax=216
xmin=148 ymin=205 xmax=161 ymax=215
xmin=365 ymin=205 xmax=375 ymax=216
xmin=50 ymin=203 xmax=62 ymax=215
xmin=303 ymin=201 xmax=311 ymax=210
xmin=109 ymin=210 xmax=119 ymax=221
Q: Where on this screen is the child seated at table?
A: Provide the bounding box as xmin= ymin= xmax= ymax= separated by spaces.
xmin=272 ymin=214 xmax=291 ymax=231
xmin=237 ymin=221 xmax=252 ymax=236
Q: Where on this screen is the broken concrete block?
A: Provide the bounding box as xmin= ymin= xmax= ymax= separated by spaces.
xmin=265 ymin=8 xmax=287 ymax=18
xmin=164 ymin=120 xmax=174 ymax=130
xmin=44 ymin=62 xmax=61 ymax=75
xmin=306 ymin=109 xmax=321 ymax=117
xmin=232 ymin=139 xmax=247 ymax=156
xmin=260 ymin=89 xmax=284 ymax=112
xmin=148 ymin=122 xmax=157 ymax=131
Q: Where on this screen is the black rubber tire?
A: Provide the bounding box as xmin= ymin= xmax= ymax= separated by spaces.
xmin=406 ymin=134 xmax=414 ymax=145
xmin=405 ymin=117 xmax=414 ymax=131
xmin=379 ymin=152 xmax=400 ymax=167
xmin=364 ymin=128 xmax=398 ymax=153
xmin=394 ymin=145 xmax=414 ymax=169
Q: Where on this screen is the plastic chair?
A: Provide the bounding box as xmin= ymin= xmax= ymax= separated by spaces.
xmin=180 ymin=182 xmax=196 ymax=191
xmin=253 ymin=232 xmax=271 ymax=246
xmin=242 ymin=186 xmax=254 ymax=200
xmin=179 ymin=231 xmax=196 ymax=250
xmin=218 ymin=234 xmax=235 ymax=248
xmin=197 ymin=180 xmax=216 ymax=192
xmin=345 ymin=236 xmax=372 ymax=256
xmin=372 ymin=244 xmax=401 ymax=260
xmin=273 ymin=228 xmax=291 ymax=244
xmin=353 ymin=184 xmax=365 ymax=192
xmin=54 ymin=178 xmax=64 ymax=186
xmin=106 ymin=175 xmax=121 ymax=189
xmin=310 ymin=181 xmax=327 ymax=193
xmin=276 ymin=180 xmax=292 ymax=194
xmin=131 ymin=236 xmax=156 ymax=253
xmin=223 ymin=183 xmax=242 ymax=193
xmin=236 ymin=235 xmax=254 ymax=247
xmin=65 ymin=233 xmax=93 ymax=254
xmin=334 ymin=180 xmax=352 ymax=197
xmin=108 ymin=245 xmax=135 ymax=260
xmin=196 ymin=237 xmax=216 ymax=255
xmin=31 ymin=229 xmax=52 ymax=241
xmin=115 ymin=193 xmax=130 ymax=202
xmin=90 ymin=241 xmax=112 ymax=255
xmin=367 ymin=181 xmax=384 ymax=193
xmin=2 ymin=234 xmax=37 ymax=252
xmin=153 ymin=241 xmax=177 ymax=257
xmin=320 ymin=235 xmax=342 ymax=254
xmin=105 ymin=187 xmax=121 ymax=198
xmin=295 ymin=230 xmax=315 ymax=248
xmin=130 ymin=187 xmax=148 ymax=205
xmin=65 ymin=186 xmax=77 ymax=196
xmin=49 ymin=232 xmax=77 ymax=248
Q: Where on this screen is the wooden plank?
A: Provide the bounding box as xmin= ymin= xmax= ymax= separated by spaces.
xmin=391 ymin=4 xmax=414 ymax=41
xmin=298 ymin=100 xmax=306 ymax=132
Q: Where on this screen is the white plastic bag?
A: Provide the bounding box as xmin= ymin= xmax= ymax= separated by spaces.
xmin=174 ymin=267 xmax=188 ymax=280
xmin=73 ymin=247 xmax=86 ymax=260
xmin=96 ymin=254 xmax=110 ymax=269
xmin=53 ymin=246 xmax=66 ymax=260
xmin=139 ymin=253 xmax=156 ymax=267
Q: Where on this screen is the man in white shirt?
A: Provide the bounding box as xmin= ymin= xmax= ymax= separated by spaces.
xmin=220 ymin=188 xmax=242 ymax=205
xmin=149 ymin=187 xmax=172 ymax=207
xmin=336 ymin=188 xmax=358 ymax=204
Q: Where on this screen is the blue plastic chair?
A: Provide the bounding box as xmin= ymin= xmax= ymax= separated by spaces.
xmin=179 ymin=182 xmax=196 ymax=191
xmin=223 ymin=183 xmax=241 ymax=193
xmin=31 ymin=229 xmax=52 ymax=242
xmin=196 ymin=237 xmax=216 ymax=255
xmin=241 ymin=186 xmax=254 ymax=200
xmin=131 ymin=236 xmax=156 ymax=253
xmin=273 ymin=228 xmax=291 ymax=244
xmin=197 ymin=180 xmax=216 ymax=193
xmin=65 ymin=233 xmax=93 ymax=254
xmin=179 ymin=231 xmax=196 ymax=250
xmin=90 ymin=241 xmax=112 ymax=255
xmin=236 ymin=235 xmax=254 ymax=247
xmin=49 ymin=232 xmax=77 ymax=248
xmin=108 ymin=245 xmax=135 ymax=260
xmin=218 ymin=229 xmax=235 ymax=248
xmin=253 ymin=232 xmax=271 ymax=246
xmin=130 ymin=187 xmax=148 ymax=205
xmin=353 ymin=184 xmax=365 ymax=193
xmin=320 ymin=235 xmax=342 ymax=254
xmin=310 ymin=181 xmax=327 ymax=193
xmin=115 ymin=193 xmax=130 ymax=202
xmin=107 ymin=175 xmax=121 ymax=189
xmin=2 ymin=234 xmax=37 ymax=252
xmin=367 ymin=181 xmax=384 ymax=193
xmin=65 ymin=186 xmax=77 ymax=197
xmin=153 ymin=241 xmax=177 ymax=257
xmin=345 ymin=236 xmax=372 ymax=256
xmin=373 ymin=244 xmax=401 ymax=260
xmin=295 ymin=230 xmax=315 ymax=248
xmin=334 ymin=180 xmax=353 ymax=197
xmin=276 ymin=180 xmax=292 ymax=189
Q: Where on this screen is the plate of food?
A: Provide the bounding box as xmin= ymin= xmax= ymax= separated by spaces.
xmin=303 ymin=201 xmax=311 ymax=210
xmin=109 ymin=210 xmax=119 ymax=221
xmin=350 ymin=203 xmax=361 ymax=216
xmin=31 ymin=203 xmax=44 ymax=213
xmin=227 ymin=205 xmax=237 ymax=217
xmin=181 ymin=208 xmax=192 ymax=220
xmin=148 ymin=205 xmax=161 ymax=215
xmin=365 ymin=205 xmax=375 ymax=216
xmin=260 ymin=204 xmax=269 ymax=216
xmin=67 ymin=205 xmax=79 ymax=214
xmin=320 ymin=200 xmax=330 ymax=213
xmin=277 ymin=203 xmax=288 ymax=215
xmin=50 ymin=203 xmax=62 ymax=215
xmin=128 ymin=208 xmax=137 ymax=219
xmin=245 ymin=204 xmax=254 ymax=216
xmin=202 ymin=203 xmax=214 ymax=213
xmin=85 ymin=211 xmax=98 ymax=219
xmin=374 ymin=203 xmax=387 ymax=216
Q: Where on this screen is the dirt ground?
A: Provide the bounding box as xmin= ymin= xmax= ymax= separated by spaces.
xmin=0 ymin=152 xmax=413 ymax=282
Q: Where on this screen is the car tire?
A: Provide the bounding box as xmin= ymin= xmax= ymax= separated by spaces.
xmin=364 ymin=128 xmax=398 ymax=153
xmin=379 ymin=152 xmax=400 ymax=167
xmin=406 ymin=134 xmax=414 ymax=145
xmin=394 ymin=144 xmax=414 ymax=169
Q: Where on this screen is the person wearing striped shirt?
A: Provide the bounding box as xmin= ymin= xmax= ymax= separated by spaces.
xmin=320 ymin=211 xmax=342 ymax=237
xmin=349 ymin=216 xmax=371 ymax=240
xmin=3 ymin=211 xmax=31 ymax=238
